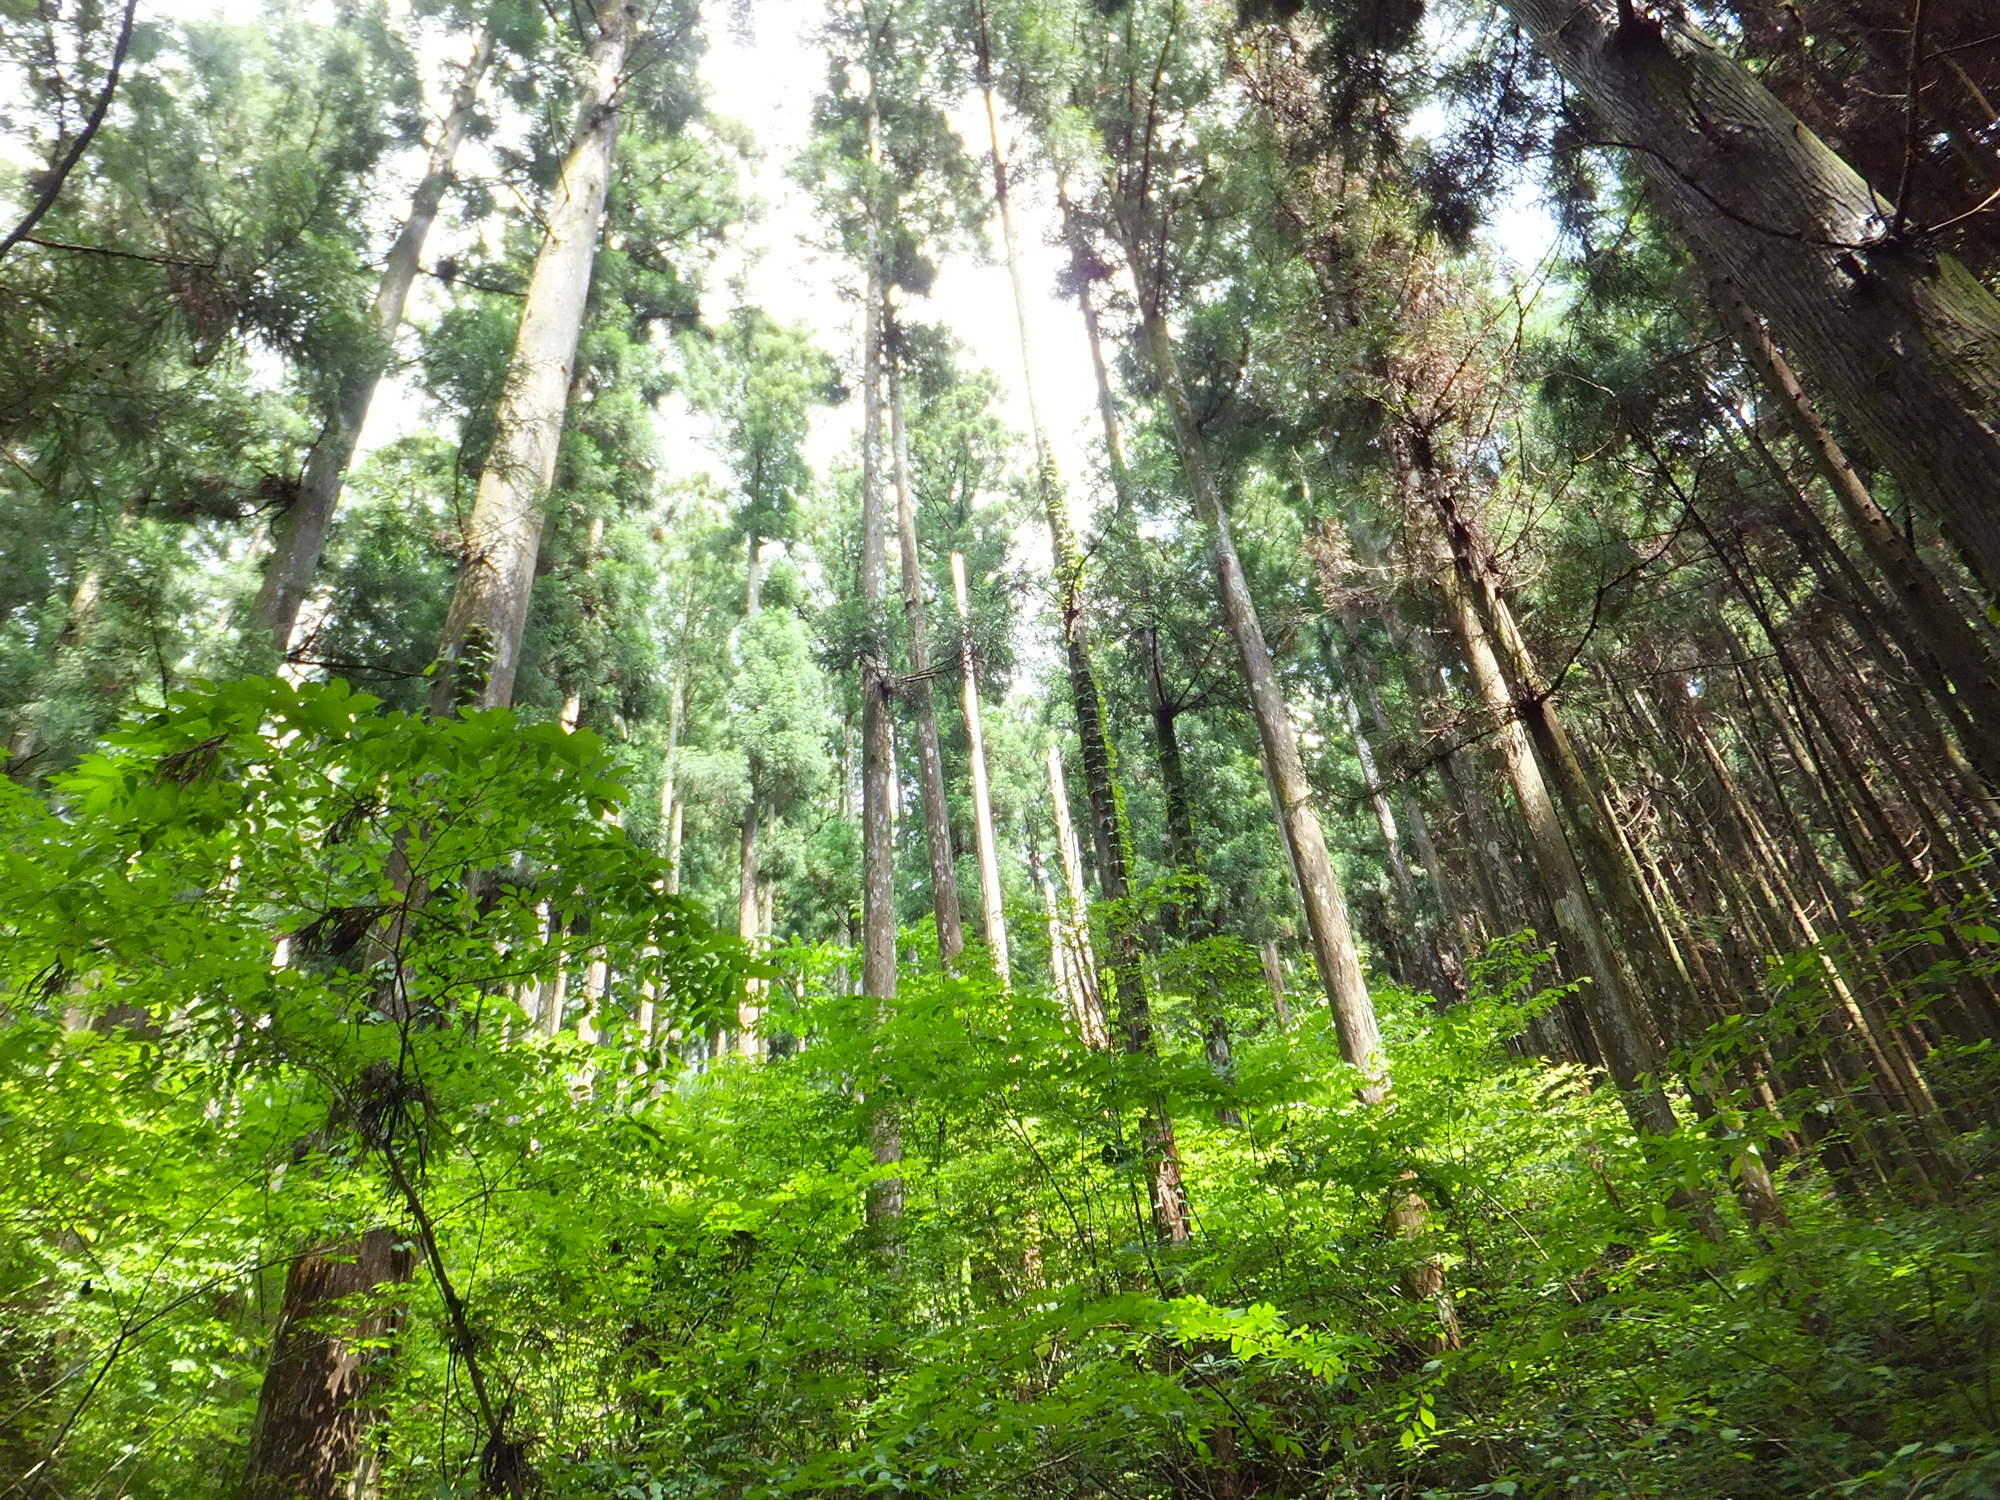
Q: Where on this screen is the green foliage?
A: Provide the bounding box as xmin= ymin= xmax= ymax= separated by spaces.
xmin=0 ymin=676 xmax=747 ymax=1492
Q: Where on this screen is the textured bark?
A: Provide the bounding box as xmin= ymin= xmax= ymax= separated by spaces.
xmin=1136 ymin=311 xmax=1383 ymax=1093
xmin=952 ymin=552 xmax=1010 ymax=983
xmin=253 ymin=27 xmax=494 ymax=654
xmin=240 ymin=1231 xmax=411 ymax=1500
xmin=1499 ymin=0 xmax=2000 ymax=593
xmin=888 ymin=345 xmax=965 ymax=964
xmin=427 ymin=7 xmax=631 ymax=713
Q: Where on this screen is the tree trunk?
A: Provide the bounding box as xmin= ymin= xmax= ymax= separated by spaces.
xmin=1369 ymin=695 xmax=1474 ymax=989
xmin=240 ymin=1230 xmax=412 ymax=1500
xmin=859 ymin=78 xmax=901 ymax=1236
xmin=736 ymin=796 xmax=760 ymax=1050
xmin=1428 ymin=525 xmax=1680 ymax=1139
xmin=887 ymin=341 xmax=965 ymax=964
xmin=978 ymin=52 xmax=1185 ymax=1238
xmin=426 ymin=8 xmax=631 ymax=714
xmin=253 ymin=27 xmax=494 ymax=655
xmin=1136 ymin=310 xmax=1384 ymax=1094
xmin=1322 ymin=622 xmax=1455 ymax=1004
xmin=952 ymin=551 xmax=1010 ymax=984
xmin=1261 ymin=940 xmax=1291 ymax=1028
xmin=1498 ymin=0 xmax=2000 ymax=595
xmin=1047 ymin=745 xmax=1108 ymax=1049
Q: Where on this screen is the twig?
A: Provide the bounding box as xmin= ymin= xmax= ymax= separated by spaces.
xmin=1892 ymin=0 xmax=1928 ymax=237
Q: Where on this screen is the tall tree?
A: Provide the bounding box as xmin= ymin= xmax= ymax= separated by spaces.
xmin=427 ymin=0 xmax=647 ymax=714
xmin=249 ymin=17 xmax=499 ymax=653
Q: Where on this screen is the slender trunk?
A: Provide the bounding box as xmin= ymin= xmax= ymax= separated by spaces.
xmin=888 ymin=340 xmax=965 ymax=964
xmin=1499 ymin=0 xmax=2000 ymax=595
xmin=1344 ymin=618 xmax=1473 ymax=978
xmin=737 ymin=796 xmax=760 ymax=1050
xmin=1136 ymin=309 xmax=1383 ymax=1093
xmin=239 ymin=1231 xmax=412 ymax=1500
xmin=1323 ymin=624 xmax=1452 ymax=1004
xmin=1261 ymin=940 xmax=1291 ymax=1028
xmin=1141 ymin=625 xmax=1203 ymax=929
xmin=1450 ymin=527 xmax=1694 ymax=1044
xmin=859 ymin=73 xmax=901 ymax=1235
xmin=1033 ymin=846 xmax=1092 ymax=1040
xmin=953 ymin=552 xmax=1010 ymax=984
xmin=1047 ymin=745 xmax=1108 ymax=1049
xmin=978 ymin=43 xmax=1184 ymax=1239
xmin=1705 ymin=270 xmax=2000 ymax=785
xmin=254 ymin=27 xmax=495 ymax=654
xmin=665 ymin=796 xmax=685 ymax=896
xmin=1430 ymin=535 xmax=1680 ymax=1139
xmin=658 ymin=672 xmax=683 ymax=860
xmin=426 ymin=9 xmax=631 ymax=713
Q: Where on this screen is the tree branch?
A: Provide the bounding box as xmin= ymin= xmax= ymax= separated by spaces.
xmin=0 ymin=0 xmax=142 ymax=264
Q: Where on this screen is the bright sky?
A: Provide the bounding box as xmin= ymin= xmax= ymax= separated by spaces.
xmin=686 ymin=0 xmax=1107 ymax=529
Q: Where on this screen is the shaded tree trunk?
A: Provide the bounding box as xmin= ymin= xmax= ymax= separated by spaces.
xmin=1498 ymin=0 xmax=2000 ymax=595
xmin=240 ymin=1230 xmax=411 ymax=1500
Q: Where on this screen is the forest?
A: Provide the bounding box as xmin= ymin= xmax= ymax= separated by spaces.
xmin=3 ymin=0 xmax=2000 ymax=1493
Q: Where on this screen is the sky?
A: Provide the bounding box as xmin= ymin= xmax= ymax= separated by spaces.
xmin=660 ymin=0 xmax=1115 ymax=532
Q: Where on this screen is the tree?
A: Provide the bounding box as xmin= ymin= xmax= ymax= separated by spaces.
xmin=248 ymin=15 xmax=501 ymax=654
xmin=1486 ymin=0 xmax=2000 ymax=598
xmin=428 ymin=0 xmax=689 ymax=714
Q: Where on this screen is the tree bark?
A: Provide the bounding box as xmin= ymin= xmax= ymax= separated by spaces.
xmin=737 ymin=795 xmax=760 ymax=1049
xmin=1427 ymin=523 xmax=1681 ymax=1139
xmin=426 ymin=7 xmax=631 ymax=714
xmin=253 ymin=26 xmax=495 ymax=654
xmin=1498 ymin=0 xmax=2000 ymax=595
xmin=1136 ymin=310 xmax=1384 ymax=1094
xmin=953 ymin=551 xmax=1010 ymax=984
xmin=1323 ymin=623 xmax=1454 ymax=1005
xmin=887 ymin=338 xmax=965 ymax=965
xmin=859 ymin=72 xmax=901 ymax=1236
xmin=1047 ymin=745 xmax=1108 ymax=1048
xmin=240 ymin=1231 xmax=411 ymax=1500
